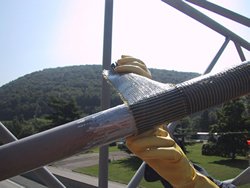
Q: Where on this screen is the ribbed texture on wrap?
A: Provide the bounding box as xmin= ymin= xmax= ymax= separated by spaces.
xmin=178 ymin=62 xmax=250 ymax=115
xmin=103 ymin=61 xmax=250 ymax=134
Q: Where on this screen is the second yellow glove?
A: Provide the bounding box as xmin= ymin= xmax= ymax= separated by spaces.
xmin=114 ymin=55 xmax=152 ymax=79
xmin=126 ymin=127 xmax=218 ymax=188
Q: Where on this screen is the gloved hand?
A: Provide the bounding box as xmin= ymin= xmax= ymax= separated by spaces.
xmin=126 ymin=127 xmax=218 ymax=188
xmin=114 ymin=55 xmax=152 ymax=79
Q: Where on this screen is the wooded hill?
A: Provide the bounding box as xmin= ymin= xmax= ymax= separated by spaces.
xmin=0 ymin=65 xmax=200 ymax=121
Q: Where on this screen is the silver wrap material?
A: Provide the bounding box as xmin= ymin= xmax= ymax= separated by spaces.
xmin=103 ymin=69 xmax=175 ymax=106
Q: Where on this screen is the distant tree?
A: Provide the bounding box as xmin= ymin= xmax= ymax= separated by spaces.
xmin=47 ymin=96 xmax=82 ymax=127
xmin=18 ymin=125 xmax=34 ymax=139
xmin=6 ymin=116 xmax=22 ymax=138
xmin=4 ymin=116 xmax=33 ymax=139
xmin=175 ymin=117 xmax=191 ymax=134
xmin=209 ymin=111 xmax=217 ymax=126
xmin=30 ymin=118 xmax=52 ymax=133
xmin=209 ymin=98 xmax=249 ymax=160
xmin=199 ymin=109 xmax=211 ymax=132
xmin=191 ymin=116 xmax=201 ymax=133
xmin=245 ymin=94 xmax=250 ymax=118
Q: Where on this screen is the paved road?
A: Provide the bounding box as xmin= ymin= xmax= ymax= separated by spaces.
xmin=0 ymin=179 xmax=24 ymax=188
xmin=0 ymin=151 xmax=131 ymax=188
xmin=52 ymin=151 xmax=131 ymax=170
xmin=47 ymin=166 xmax=127 ymax=188
xmin=0 ymin=176 xmax=47 ymax=188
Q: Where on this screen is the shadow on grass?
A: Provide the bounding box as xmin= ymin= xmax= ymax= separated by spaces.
xmin=189 ymin=160 xmax=201 ymax=165
xmin=112 ymin=156 xmax=143 ymax=171
xmin=210 ymin=159 xmax=248 ymax=170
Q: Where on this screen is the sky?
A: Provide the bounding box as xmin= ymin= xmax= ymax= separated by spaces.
xmin=0 ymin=0 xmax=249 ymax=87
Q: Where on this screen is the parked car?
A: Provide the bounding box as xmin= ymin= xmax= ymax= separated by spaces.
xmin=117 ymin=141 xmax=126 ymax=149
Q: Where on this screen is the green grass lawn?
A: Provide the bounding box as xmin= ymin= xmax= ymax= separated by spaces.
xmin=186 ymin=143 xmax=249 ymax=188
xmin=90 ymin=145 xmax=120 ymax=153
xmin=75 ymin=143 xmax=250 ymax=188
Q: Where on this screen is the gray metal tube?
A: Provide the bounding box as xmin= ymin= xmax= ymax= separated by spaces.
xmin=186 ymin=0 xmax=250 ymax=27
xmin=203 ymin=37 xmax=230 ymax=74
xmin=162 ymin=0 xmax=250 ymax=50
xmin=126 ymin=162 xmax=146 ymax=188
xmin=0 ymin=104 xmax=137 ymax=181
xmin=231 ymin=166 xmax=250 ymax=186
xmin=0 ymin=122 xmax=65 ymax=188
xmin=223 ymin=167 xmax=250 ymax=186
xmin=99 ymin=0 xmax=113 ymax=187
xmin=234 ymin=42 xmax=246 ymax=62
xmin=32 ymin=168 xmax=65 ymax=188
xmin=0 ymin=122 xmax=17 ymax=144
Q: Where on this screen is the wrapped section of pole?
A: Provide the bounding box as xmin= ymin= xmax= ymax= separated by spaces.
xmin=103 ymin=61 xmax=250 ymax=133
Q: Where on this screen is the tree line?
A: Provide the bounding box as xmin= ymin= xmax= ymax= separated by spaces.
xmin=0 ymin=65 xmax=199 ymax=121
xmin=175 ymin=96 xmax=250 ymax=159
xmin=0 ymin=64 xmax=199 ymax=140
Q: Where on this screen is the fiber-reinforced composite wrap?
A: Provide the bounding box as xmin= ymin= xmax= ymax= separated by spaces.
xmin=103 ymin=61 xmax=250 ymax=133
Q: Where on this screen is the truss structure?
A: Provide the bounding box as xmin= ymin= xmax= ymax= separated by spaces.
xmin=0 ymin=0 xmax=249 ymax=187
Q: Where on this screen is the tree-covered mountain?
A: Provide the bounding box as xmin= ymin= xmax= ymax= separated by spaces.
xmin=0 ymin=65 xmax=200 ymax=121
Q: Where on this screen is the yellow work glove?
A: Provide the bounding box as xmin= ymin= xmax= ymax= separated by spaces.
xmin=114 ymin=55 xmax=152 ymax=79
xmin=126 ymin=127 xmax=218 ymax=188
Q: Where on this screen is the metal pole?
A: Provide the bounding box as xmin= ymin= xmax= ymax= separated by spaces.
xmin=0 ymin=122 xmax=65 ymax=188
xmin=223 ymin=167 xmax=250 ymax=186
xmin=161 ymin=0 xmax=250 ymax=51
xmin=126 ymin=162 xmax=146 ymax=188
xmin=231 ymin=166 xmax=250 ymax=186
xmin=234 ymin=42 xmax=246 ymax=62
xmin=99 ymin=0 xmax=113 ymax=187
xmin=0 ymin=104 xmax=137 ymax=181
xmin=203 ymin=37 xmax=230 ymax=74
xmin=186 ymin=0 xmax=250 ymax=27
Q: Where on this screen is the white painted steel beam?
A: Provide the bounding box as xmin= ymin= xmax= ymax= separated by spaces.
xmin=162 ymin=0 xmax=250 ymax=50
xmin=186 ymin=0 xmax=250 ymax=27
xmin=99 ymin=0 xmax=113 ymax=188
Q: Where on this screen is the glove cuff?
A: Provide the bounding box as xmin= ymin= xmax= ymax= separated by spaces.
xmin=179 ymin=172 xmax=219 ymax=188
